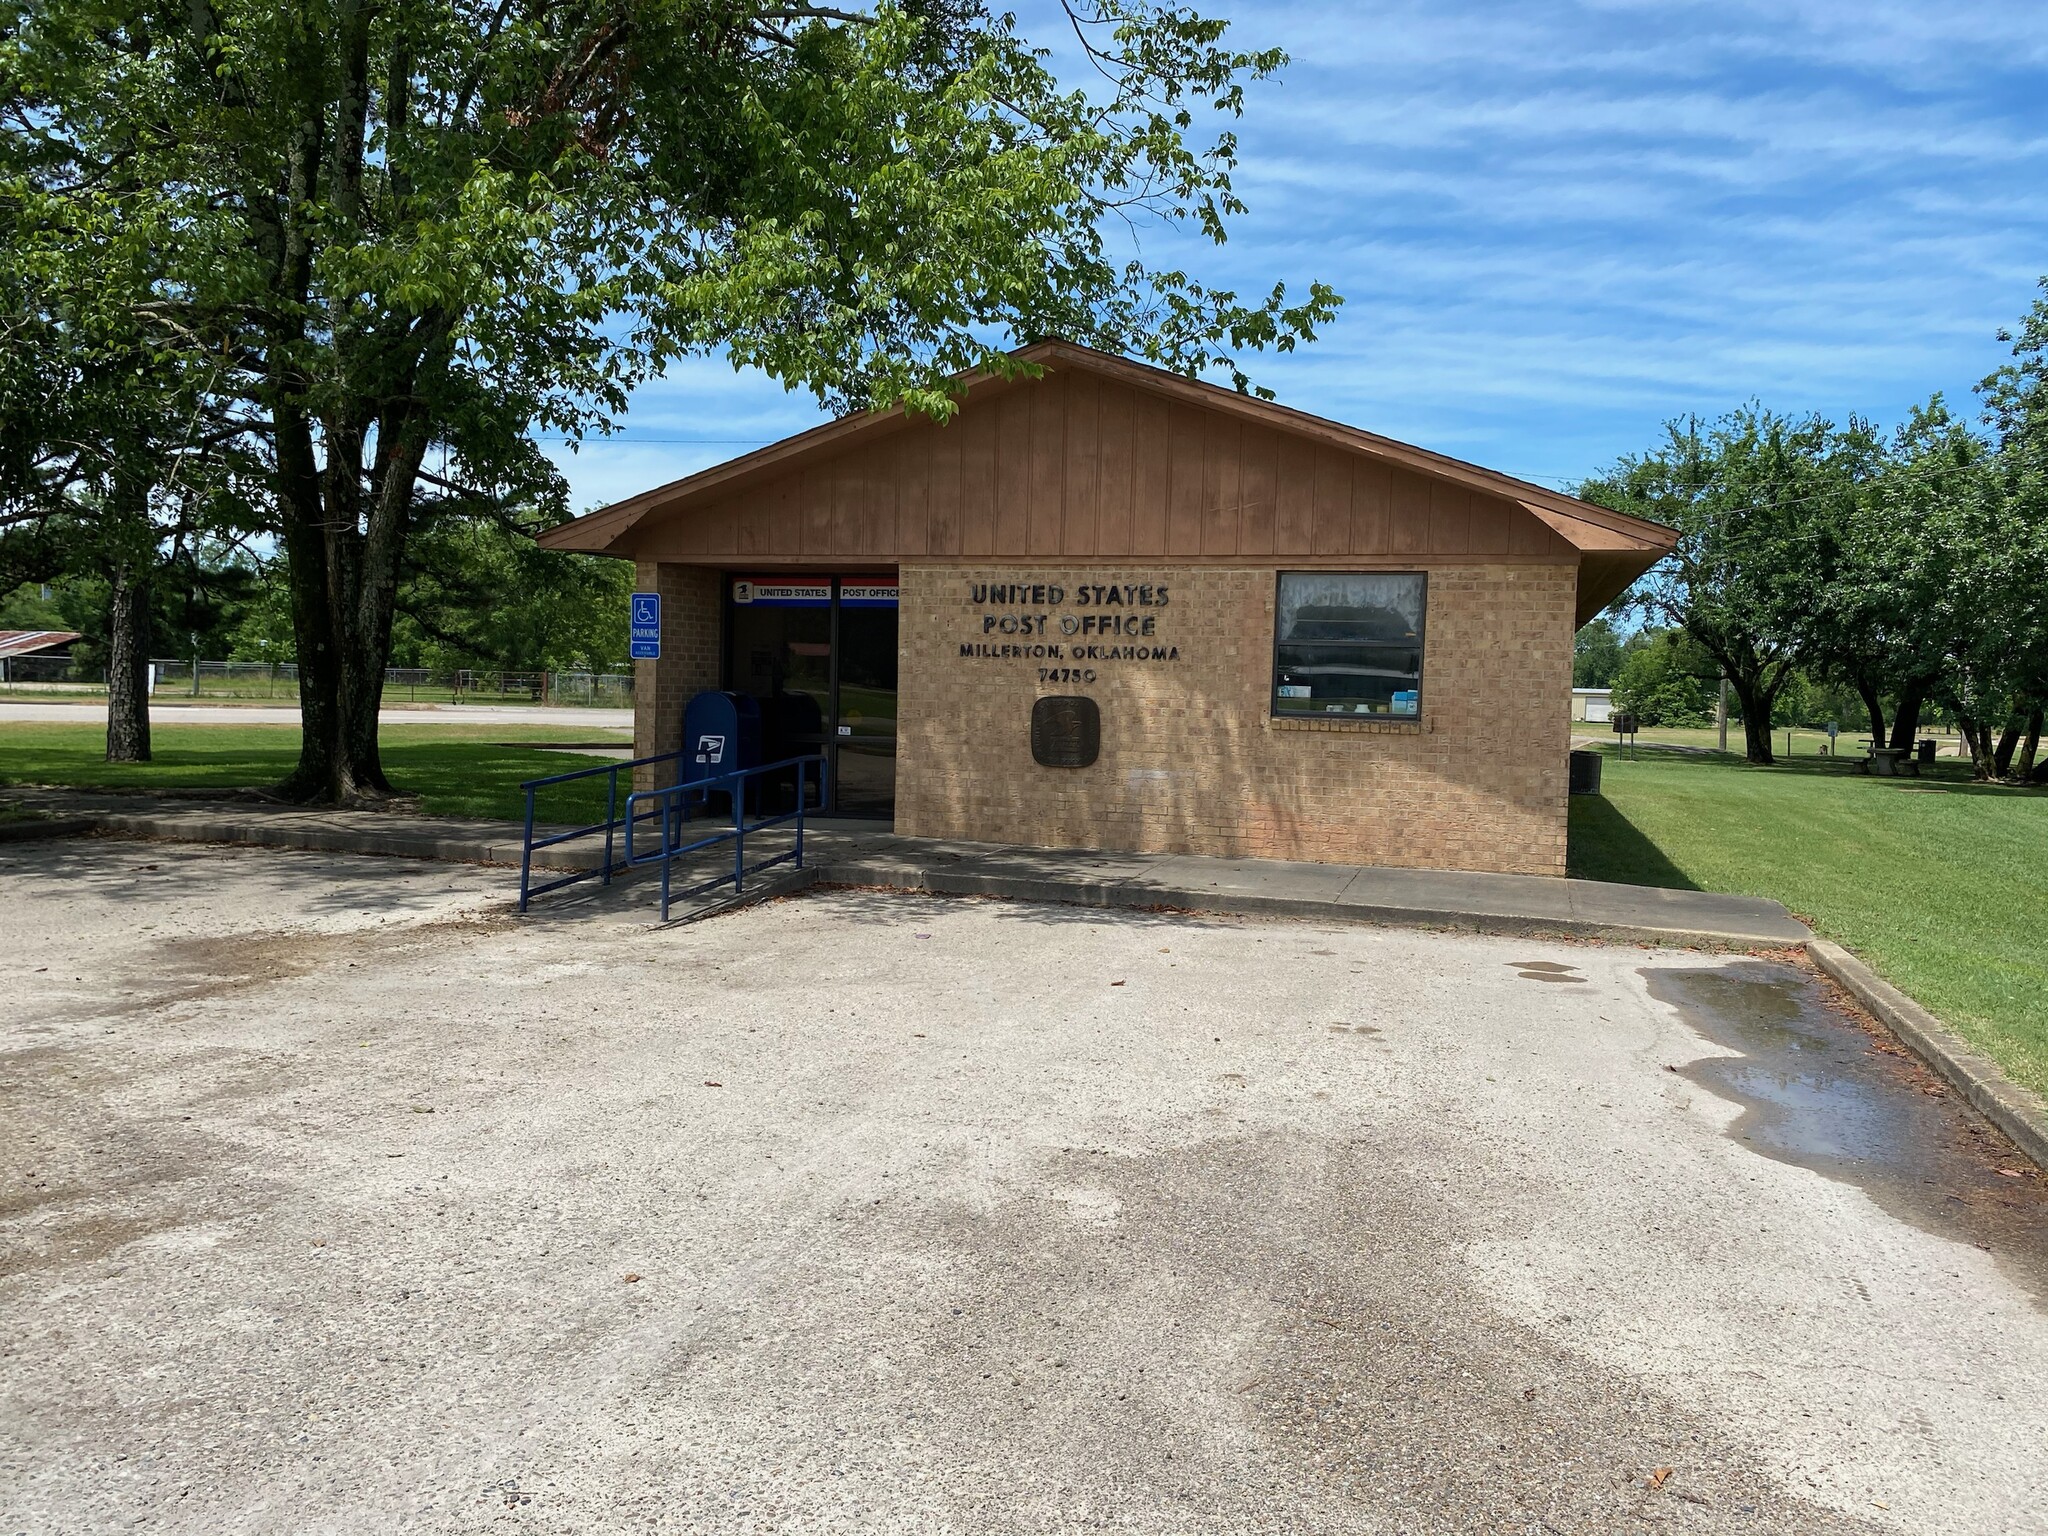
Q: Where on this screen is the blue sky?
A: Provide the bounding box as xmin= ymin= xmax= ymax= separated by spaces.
xmin=541 ymin=0 xmax=2048 ymax=512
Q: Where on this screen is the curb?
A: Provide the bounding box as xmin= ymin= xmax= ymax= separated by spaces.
xmin=69 ymin=811 xmax=597 ymax=872
xmin=0 ymin=816 xmax=95 ymax=844
xmin=811 ymin=861 xmax=1805 ymax=951
xmin=1807 ymin=938 xmax=2048 ymax=1171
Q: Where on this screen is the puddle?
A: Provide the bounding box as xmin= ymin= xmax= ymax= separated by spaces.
xmin=1648 ymin=961 xmax=2048 ymax=1307
xmin=1510 ymin=960 xmax=1586 ymax=984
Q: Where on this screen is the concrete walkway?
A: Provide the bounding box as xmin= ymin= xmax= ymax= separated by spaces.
xmin=2 ymin=786 xmax=1808 ymax=948
xmin=819 ymin=834 xmax=1810 ymax=947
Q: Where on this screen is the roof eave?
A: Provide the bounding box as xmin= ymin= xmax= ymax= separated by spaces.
xmin=536 ymin=339 xmax=1680 ymax=560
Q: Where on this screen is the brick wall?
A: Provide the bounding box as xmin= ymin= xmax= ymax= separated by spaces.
xmin=633 ymin=563 xmax=723 ymax=790
xmin=895 ymin=562 xmax=1576 ymax=875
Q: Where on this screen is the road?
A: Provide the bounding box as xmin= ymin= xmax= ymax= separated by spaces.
xmin=3 ymin=838 xmax=2044 ymax=1534
xmin=0 ymin=699 xmax=633 ymax=729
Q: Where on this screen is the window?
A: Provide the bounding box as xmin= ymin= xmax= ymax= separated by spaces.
xmin=1272 ymin=572 xmax=1426 ymax=719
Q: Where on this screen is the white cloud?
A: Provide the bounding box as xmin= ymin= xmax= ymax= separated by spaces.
xmin=552 ymin=0 xmax=2048 ymax=512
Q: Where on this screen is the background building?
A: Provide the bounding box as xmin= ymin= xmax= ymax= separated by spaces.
xmin=1572 ymin=687 xmax=1616 ymax=723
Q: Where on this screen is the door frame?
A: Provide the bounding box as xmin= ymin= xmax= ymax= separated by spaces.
xmin=720 ymin=571 xmax=897 ymax=817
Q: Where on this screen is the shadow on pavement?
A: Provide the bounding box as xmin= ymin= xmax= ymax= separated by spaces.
xmin=0 ymin=832 xmax=500 ymax=922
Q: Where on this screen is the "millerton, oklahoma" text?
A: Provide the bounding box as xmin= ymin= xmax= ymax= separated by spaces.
xmin=958 ymin=578 xmax=1181 ymax=681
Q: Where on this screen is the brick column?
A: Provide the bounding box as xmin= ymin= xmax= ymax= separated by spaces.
xmin=633 ymin=562 xmax=723 ymax=789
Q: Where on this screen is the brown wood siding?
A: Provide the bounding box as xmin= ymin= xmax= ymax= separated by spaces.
xmin=627 ymin=369 xmax=1580 ymax=565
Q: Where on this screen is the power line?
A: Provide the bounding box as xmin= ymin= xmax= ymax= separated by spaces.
xmin=531 ymin=434 xmax=776 ymax=445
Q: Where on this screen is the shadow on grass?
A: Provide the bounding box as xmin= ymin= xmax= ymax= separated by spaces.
xmin=0 ymin=725 xmax=617 ymax=825
xmin=1594 ymin=740 xmax=2046 ymax=798
xmin=1567 ymin=793 xmax=1697 ymax=890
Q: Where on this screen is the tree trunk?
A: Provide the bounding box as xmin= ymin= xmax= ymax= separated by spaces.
xmin=1994 ymin=717 xmax=2023 ymax=779
xmin=2015 ymin=705 xmax=2043 ymax=784
xmin=104 ymin=557 xmax=152 ymax=763
xmin=1887 ymin=681 xmax=1927 ymax=753
xmin=103 ymin=462 xmax=154 ymax=764
xmin=272 ymin=405 xmax=368 ymax=803
xmin=1852 ymin=674 xmax=1885 ymax=747
xmin=271 ymin=381 xmax=436 ymax=805
xmin=1733 ymin=679 xmax=1776 ymax=764
xmin=1740 ymin=708 xmax=1776 ymax=765
xmin=1955 ymin=713 xmax=1998 ymax=781
xmin=276 ymin=513 xmax=393 ymax=802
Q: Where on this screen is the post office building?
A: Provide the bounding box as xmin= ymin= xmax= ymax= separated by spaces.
xmin=540 ymin=342 xmax=1675 ymax=877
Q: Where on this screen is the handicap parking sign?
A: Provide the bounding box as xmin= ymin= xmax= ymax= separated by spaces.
xmin=629 ymin=591 xmax=660 ymax=659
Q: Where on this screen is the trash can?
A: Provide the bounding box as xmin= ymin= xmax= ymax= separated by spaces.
xmin=1569 ymin=749 xmax=1603 ymax=796
xmin=1917 ymin=738 xmax=1937 ymax=766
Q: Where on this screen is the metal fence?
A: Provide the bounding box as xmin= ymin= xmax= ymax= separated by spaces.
xmin=0 ymin=653 xmax=95 ymax=686
xmin=151 ymin=660 xmax=300 ymax=698
xmin=0 ymin=655 xmax=633 ymax=706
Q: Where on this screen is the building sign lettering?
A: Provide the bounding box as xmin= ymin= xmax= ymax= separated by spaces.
xmin=970 ymin=582 xmax=1168 ymax=608
xmin=959 ymin=576 xmax=1181 ymax=678
xmin=734 ymin=577 xmax=897 ymax=608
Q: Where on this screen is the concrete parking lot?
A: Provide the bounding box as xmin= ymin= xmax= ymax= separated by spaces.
xmin=3 ymin=838 xmax=2045 ymax=1535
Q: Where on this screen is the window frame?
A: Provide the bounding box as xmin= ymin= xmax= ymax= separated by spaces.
xmin=1269 ymin=570 xmax=1429 ymax=722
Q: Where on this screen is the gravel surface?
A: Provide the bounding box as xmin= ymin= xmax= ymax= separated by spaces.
xmin=3 ymin=837 xmax=2044 ymax=1534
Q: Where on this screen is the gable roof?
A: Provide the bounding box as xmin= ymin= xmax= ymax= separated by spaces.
xmin=0 ymin=630 xmax=83 ymax=659
xmin=541 ymin=341 xmax=1674 ymax=623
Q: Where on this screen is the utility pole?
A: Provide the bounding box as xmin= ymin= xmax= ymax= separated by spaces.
xmin=1717 ymin=676 xmax=1728 ymax=753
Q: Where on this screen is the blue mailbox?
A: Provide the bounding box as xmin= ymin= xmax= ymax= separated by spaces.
xmin=681 ymin=690 xmax=762 ymax=787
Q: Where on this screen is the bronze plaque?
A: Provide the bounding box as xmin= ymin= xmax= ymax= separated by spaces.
xmin=1031 ymin=695 xmax=1101 ymax=768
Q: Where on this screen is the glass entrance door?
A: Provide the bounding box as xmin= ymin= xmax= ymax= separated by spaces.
xmin=725 ymin=575 xmax=897 ymax=816
xmin=833 ymin=580 xmax=897 ymax=816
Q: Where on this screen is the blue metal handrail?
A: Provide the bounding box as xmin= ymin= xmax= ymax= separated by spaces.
xmin=518 ymin=748 xmax=686 ymax=912
xmin=517 ymin=748 xmax=828 ymax=919
xmin=625 ymin=753 xmax=829 ymax=922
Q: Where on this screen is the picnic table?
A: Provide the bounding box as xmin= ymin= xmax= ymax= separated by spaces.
xmin=1862 ymin=743 xmax=1920 ymax=778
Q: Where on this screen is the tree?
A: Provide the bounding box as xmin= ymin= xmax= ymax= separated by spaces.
xmin=1975 ymin=279 xmax=2048 ymax=782
xmin=1582 ymin=407 xmax=1885 ymax=764
xmin=0 ymin=581 xmax=70 ymax=630
xmin=1841 ymin=388 xmax=2048 ymax=783
xmin=1611 ymin=628 xmax=1714 ymax=728
xmin=0 ymin=169 xmax=244 ymax=760
xmin=1572 ymin=615 xmax=1623 ymax=689
xmin=1845 ymin=402 xmax=2001 ymax=775
xmin=10 ymin=0 xmax=1337 ymax=803
xmin=1797 ymin=398 xmax=1974 ymax=753
xmin=392 ymin=515 xmax=632 ymax=673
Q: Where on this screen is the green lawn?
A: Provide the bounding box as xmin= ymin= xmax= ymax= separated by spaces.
xmin=1572 ymin=744 xmax=2048 ymax=1099
xmin=0 ymin=722 xmax=631 ymax=826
